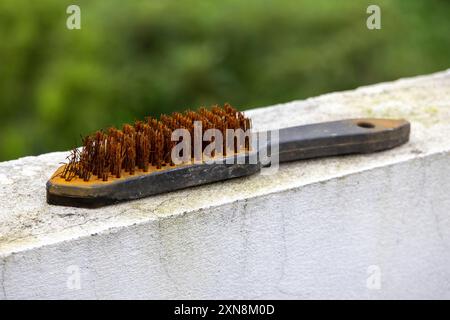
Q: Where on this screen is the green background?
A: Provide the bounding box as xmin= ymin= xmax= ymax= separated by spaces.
xmin=0 ymin=0 xmax=449 ymax=161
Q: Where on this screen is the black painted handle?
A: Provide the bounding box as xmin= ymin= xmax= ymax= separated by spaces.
xmin=265 ymin=118 xmax=410 ymax=163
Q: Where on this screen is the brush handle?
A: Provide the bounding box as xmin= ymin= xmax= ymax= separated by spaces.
xmin=263 ymin=118 xmax=410 ymax=164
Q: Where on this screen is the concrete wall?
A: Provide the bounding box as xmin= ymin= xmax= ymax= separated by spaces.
xmin=1 ymin=70 xmax=450 ymax=299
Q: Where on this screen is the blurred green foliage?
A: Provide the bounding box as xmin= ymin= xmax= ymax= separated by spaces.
xmin=0 ymin=0 xmax=449 ymax=161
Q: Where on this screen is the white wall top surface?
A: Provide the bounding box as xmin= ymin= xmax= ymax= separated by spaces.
xmin=1 ymin=70 xmax=449 ymax=259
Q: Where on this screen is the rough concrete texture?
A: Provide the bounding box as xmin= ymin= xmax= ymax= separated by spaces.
xmin=0 ymin=70 xmax=449 ymax=299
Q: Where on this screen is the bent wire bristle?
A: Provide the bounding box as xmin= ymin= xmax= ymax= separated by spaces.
xmin=60 ymin=103 xmax=251 ymax=183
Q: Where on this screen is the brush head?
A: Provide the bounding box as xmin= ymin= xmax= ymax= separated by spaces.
xmin=46 ymin=104 xmax=257 ymax=208
xmin=58 ymin=103 xmax=251 ymax=182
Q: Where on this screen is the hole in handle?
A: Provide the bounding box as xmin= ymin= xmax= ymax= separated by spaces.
xmin=357 ymin=121 xmax=375 ymax=129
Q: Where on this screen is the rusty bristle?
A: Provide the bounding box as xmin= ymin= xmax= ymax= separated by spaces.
xmin=60 ymin=104 xmax=251 ymax=182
